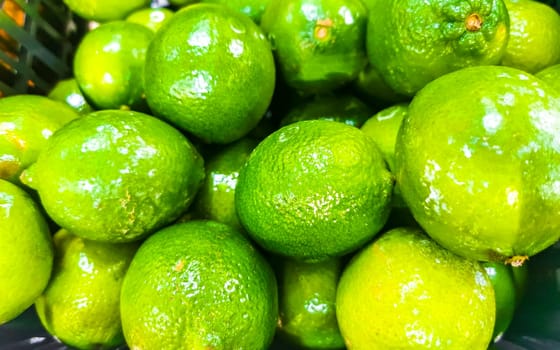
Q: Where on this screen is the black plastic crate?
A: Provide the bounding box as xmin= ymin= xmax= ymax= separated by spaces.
xmin=0 ymin=0 xmax=84 ymax=96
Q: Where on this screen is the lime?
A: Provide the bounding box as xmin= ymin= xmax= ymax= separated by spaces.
xmin=63 ymin=0 xmax=150 ymax=22
xmin=48 ymin=78 xmax=95 ymax=115
xmin=260 ymin=0 xmax=368 ymax=94
xmin=353 ymin=65 xmax=409 ymax=107
xmin=200 ymin=0 xmax=270 ymax=23
xmin=169 ymin=0 xmax=199 ymax=7
xmin=395 ymin=65 xmax=560 ymax=263
xmin=277 ymin=257 xmax=345 ymax=349
xmin=35 ymin=229 xmax=138 ymax=349
xmin=482 ymin=262 xmax=518 ymax=343
xmin=336 ymin=227 xmax=495 ymax=349
xmin=126 ymin=7 xmax=175 ymax=32
xmin=536 ymin=64 xmax=560 ymax=92
xmin=280 ymin=94 xmax=373 ymax=128
xmin=191 ymin=137 xmax=258 ymax=231
xmin=20 ymin=110 xmax=205 ymax=243
xmin=0 ymin=95 xmax=78 ymax=184
xmin=0 ymin=179 xmax=53 ymax=325
xmin=501 ymin=0 xmax=560 ymax=74
xmin=361 ymin=103 xmax=409 ymax=209
xmin=144 ymin=3 xmax=275 ymax=144
xmin=367 ymin=0 xmax=510 ymax=96
xmin=361 ymin=103 xmax=408 ymax=172
xmin=120 ymin=220 xmax=278 ymax=349
xmin=73 ymin=21 xmax=154 ymax=111
xmin=511 ymin=262 xmax=529 ymax=305
xmin=235 ymin=120 xmax=393 ymax=262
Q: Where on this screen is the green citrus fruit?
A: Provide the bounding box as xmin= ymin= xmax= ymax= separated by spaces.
xmin=144 ymin=3 xmax=275 ymax=144
xmin=169 ymin=0 xmax=199 ymax=7
xmin=191 ymin=138 xmax=258 ymax=231
xmin=361 ymin=103 xmax=408 ymax=172
xmin=511 ymin=262 xmax=529 ymax=305
xmin=336 ymin=227 xmax=495 ymax=349
xmin=482 ymin=261 xmax=518 ymax=343
xmin=361 ymin=103 xmax=409 ymax=208
xmin=0 ymin=95 xmax=78 ymax=184
xmin=280 ymin=94 xmax=373 ymax=128
xmin=20 ymin=110 xmax=205 ymax=243
xmin=35 ymin=229 xmax=138 ymax=349
xmin=353 ymin=65 xmax=409 ymax=107
xmin=200 ymin=0 xmax=270 ymax=23
xmin=120 ymin=220 xmax=278 ymax=349
xmin=367 ymin=0 xmax=510 ymax=96
xmin=395 ymin=65 xmax=560 ymax=263
xmin=0 ymin=179 xmax=53 ymax=325
xmin=48 ymin=78 xmax=95 ymax=115
xmin=501 ymin=0 xmax=560 ymax=74
xmin=261 ymin=0 xmax=368 ymax=94
xmin=63 ymin=0 xmax=151 ymax=22
xmin=536 ymin=63 xmax=560 ymax=92
xmin=235 ymin=120 xmax=393 ymax=262
xmin=74 ymin=21 xmax=154 ymax=111
xmin=277 ymin=257 xmax=345 ymax=349
xmin=126 ymin=7 xmax=175 ymax=32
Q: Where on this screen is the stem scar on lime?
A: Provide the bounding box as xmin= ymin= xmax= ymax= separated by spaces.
xmin=505 ymin=255 xmax=529 ymax=267
xmin=314 ymin=18 xmax=333 ymax=41
xmin=465 ymin=13 xmax=483 ymax=32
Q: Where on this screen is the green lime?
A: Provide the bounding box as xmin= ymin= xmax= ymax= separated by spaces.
xmin=511 ymin=262 xmax=529 ymax=306
xmin=48 ymin=78 xmax=95 ymax=115
xmin=482 ymin=262 xmax=517 ymax=343
xmin=35 ymin=229 xmax=138 ymax=349
xmin=120 ymin=220 xmax=278 ymax=349
xmin=126 ymin=7 xmax=175 ymax=32
xmin=200 ymin=0 xmax=270 ymax=23
xmin=235 ymin=120 xmax=393 ymax=262
xmin=277 ymin=257 xmax=345 ymax=349
xmin=191 ymin=138 xmax=258 ymax=231
xmin=169 ymin=0 xmax=199 ymax=7
xmin=0 ymin=95 xmax=78 ymax=184
xmin=0 ymin=179 xmax=53 ymax=325
xmin=336 ymin=227 xmax=495 ymax=349
xmin=536 ymin=64 xmax=560 ymax=92
xmin=280 ymin=94 xmax=373 ymax=128
xmin=260 ymin=0 xmax=368 ymax=94
xmin=395 ymin=65 xmax=560 ymax=263
xmin=73 ymin=21 xmax=154 ymax=111
xmin=361 ymin=103 xmax=409 ymax=208
xmin=20 ymin=110 xmax=205 ymax=243
xmin=501 ymin=0 xmax=560 ymax=74
xmin=353 ymin=65 xmax=409 ymax=107
xmin=367 ymin=0 xmax=510 ymax=96
xmin=361 ymin=103 xmax=408 ymax=172
xmin=63 ymin=0 xmax=151 ymax=22
xmin=144 ymin=3 xmax=275 ymax=144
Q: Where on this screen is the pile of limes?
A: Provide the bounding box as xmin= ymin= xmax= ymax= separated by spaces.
xmin=2 ymin=0 xmax=560 ymax=349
